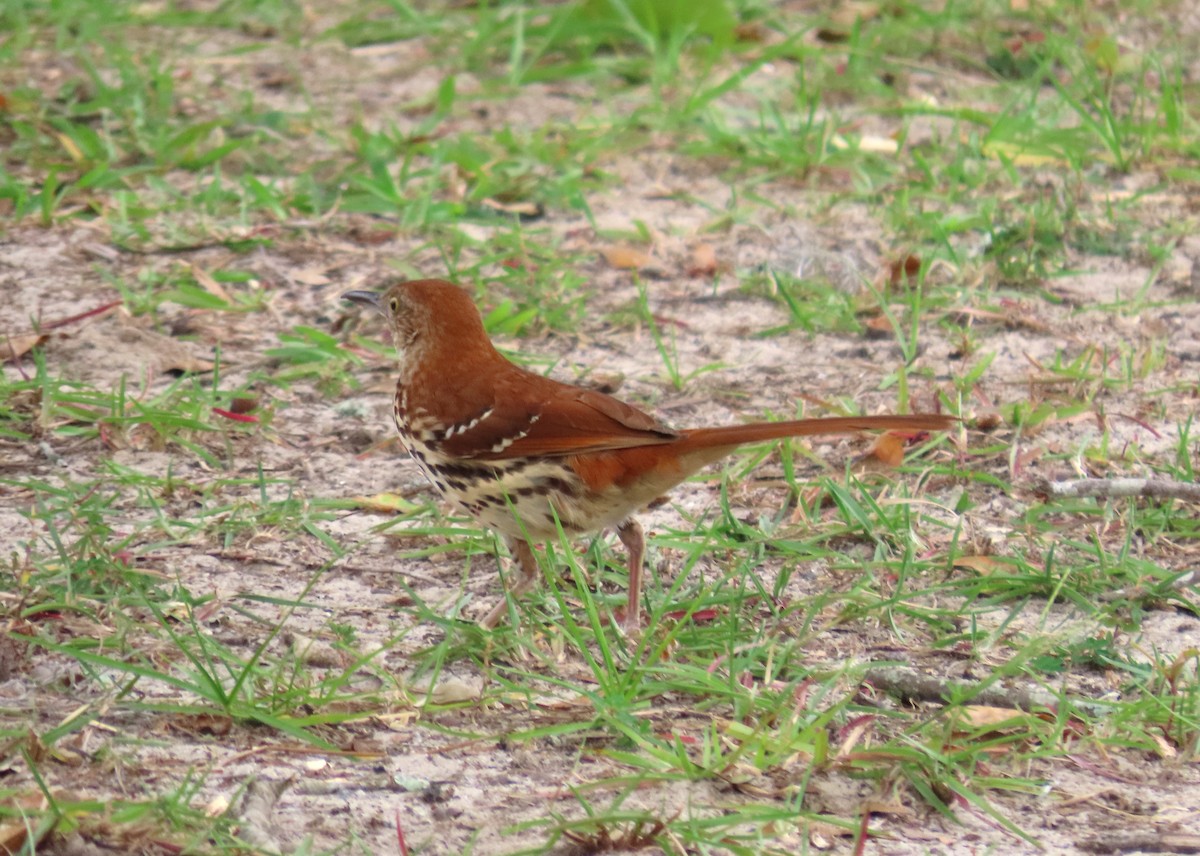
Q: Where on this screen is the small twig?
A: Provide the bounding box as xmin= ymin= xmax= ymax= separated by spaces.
xmin=1038 ymin=478 xmax=1200 ymax=502
xmin=41 ymin=300 xmax=123 ymax=330
xmin=396 ymin=807 xmax=410 ymax=856
xmin=1078 ymin=832 xmax=1200 ymax=854
xmin=863 ymin=665 xmax=1112 ymax=717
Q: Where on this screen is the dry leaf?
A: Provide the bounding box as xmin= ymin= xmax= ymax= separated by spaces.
xmin=887 ymin=254 xmax=922 ymax=287
xmin=952 ymin=705 xmax=1027 ymax=730
xmin=191 ymin=264 xmax=232 ymax=303
xmin=857 ymin=134 xmax=900 ymax=155
xmin=602 ymin=245 xmax=652 ymax=270
xmin=835 ymin=715 xmax=875 ymax=757
xmin=687 ymin=243 xmax=719 ymax=277
xmin=867 ymin=432 xmax=905 ymax=466
xmin=1150 ymin=732 xmax=1177 ymax=759
xmin=0 ymin=792 xmax=50 ymax=854
xmin=351 ymin=493 xmax=423 ymax=514
xmin=1013 ymin=444 xmax=1045 ymax=471
xmin=167 ymin=712 xmax=234 ymax=737
xmin=975 ymin=412 xmax=1003 ymax=431
xmin=862 ymin=314 xmax=893 ymax=338
xmin=480 ymin=198 xmax=544 ymax=218
xmin=161 ymin=601 xmax=192 ymax=622
xmin=1 ymin=332 xmax=46 ymax=362
xmin=54 ymin=131 xmax=83 ymax=161
xmin=227 ymin=396 xmax=258 ymax=414
xmin=373 ymin=711 xmax=418 ymax=731
xmin=953 ymin=555 xmax=1009 ymax=576
xmin=945 ymin=305 xmax=1052 ymax=334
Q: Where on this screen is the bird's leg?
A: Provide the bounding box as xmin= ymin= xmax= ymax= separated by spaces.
xmin=480 ymin=537 xmax=540 ymax=629
xmin=616 ymin=518 xmax=645 ymax=632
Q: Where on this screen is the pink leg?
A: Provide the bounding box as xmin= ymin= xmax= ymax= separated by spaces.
xmin=616 ymin=518 xmax=645 ymax=632
xmin=480 ymin=537 xmax=539 ymax=629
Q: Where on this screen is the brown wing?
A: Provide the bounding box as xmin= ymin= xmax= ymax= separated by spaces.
xmin=436 ymin=368 xmax=679 ymax=460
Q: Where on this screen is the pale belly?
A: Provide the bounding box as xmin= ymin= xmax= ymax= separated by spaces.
xmin=404 ymin=440 xmax=622 ymax=541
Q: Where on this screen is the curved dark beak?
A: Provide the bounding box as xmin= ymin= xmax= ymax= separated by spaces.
xmin=343 ymin=290 xmax=381 ymax=311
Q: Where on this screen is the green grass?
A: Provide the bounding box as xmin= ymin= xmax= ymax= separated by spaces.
xmin=2 ymin=0 xmax=1199 ymax=852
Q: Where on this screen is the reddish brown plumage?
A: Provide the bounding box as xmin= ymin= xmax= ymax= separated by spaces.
xmin=346 ymin=279 xmax=952 ymax=630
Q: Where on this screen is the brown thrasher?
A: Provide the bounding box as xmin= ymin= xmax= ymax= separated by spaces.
xmin=345 ymin=279 xmax=951 ymax=631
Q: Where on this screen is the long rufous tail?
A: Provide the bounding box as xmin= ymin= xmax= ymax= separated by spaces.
xmin=684 ymin=414 xmax=952 ymax=449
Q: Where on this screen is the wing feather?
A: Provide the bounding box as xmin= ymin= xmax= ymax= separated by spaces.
xmin=436 ymin=370 xmax=679 ymax=459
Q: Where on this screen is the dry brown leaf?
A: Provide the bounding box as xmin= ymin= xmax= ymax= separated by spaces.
xmin=602 ymin=245 xmax=652 ymax=270
xmin=373 ymin=711 xmax=418 ymax=731
xmin=867 ymin=432 xmax=905 ymax=467
xmin=1013 ymin=444 xmax=1045 ymax=471
xmin=227 ymin=396 xmax=259 ymax=414
xmin=953 ymin=555 xmax=1009 ymax=575
xmin=687 ymin=243 xmax=719 ymax=277
xmin=1150 ymin=732 xmax=1177 ymax=759
xmin=887 ymin=254 xmax=922 ymax=288
xmin=480 ymin=198 xmax=544 ymax=218
xmin=974 ymin=412 xmax=1003 ymax=431
xmin=54 ymin=130 xmax=83 ymax=161
xmin=167 ymin=712 xmax=234 ymax=737
xmin=806 ymin=819 xmax=854 ymax=848
xmin=1 ymin=332 xmax=46 ymax=362
xmin=0 ymin=792 xmax=50 ymax=855
xmin=835 ymin=716 xmax=873 ymax=757
xmin=191 ymin=264 xmax=231 ymax=303
xmin=945 ymin=305 xmax=1053 ymax=334
xmin=861 ymin=314 xmax=893 ymax=337
xmin=952 ymin=705 xmax=1028 ymax=730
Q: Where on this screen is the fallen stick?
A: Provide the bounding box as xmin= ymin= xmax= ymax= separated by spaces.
xmin=863 ymin=665 xmax=1112 ymax=717
xmin=1038 ymin=478 xmax=1200 ymax=502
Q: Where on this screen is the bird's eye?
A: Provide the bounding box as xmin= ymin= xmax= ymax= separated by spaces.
xmin=389 ymin=298 xmax=399 ymax=313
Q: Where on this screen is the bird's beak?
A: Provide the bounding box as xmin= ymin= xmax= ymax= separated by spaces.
xmin=343 ymin=290 xmax=382 ymax=311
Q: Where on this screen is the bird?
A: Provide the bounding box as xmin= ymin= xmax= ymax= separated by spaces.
xmin=344 ymin=279 xmax=952 ymax=631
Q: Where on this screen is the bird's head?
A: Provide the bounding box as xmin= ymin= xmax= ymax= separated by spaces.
xmin=343 ymin=279 xmax=497 ymax=379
